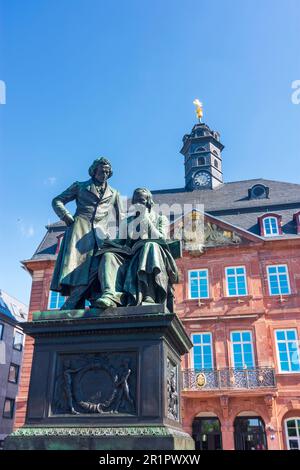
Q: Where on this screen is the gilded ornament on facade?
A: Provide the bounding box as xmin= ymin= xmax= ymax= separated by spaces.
xmin=195 ymin=372 xmax=207 ymax=388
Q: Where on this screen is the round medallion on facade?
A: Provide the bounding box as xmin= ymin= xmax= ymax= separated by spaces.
xmin=195 ymin=372 xmax=206 ymax=388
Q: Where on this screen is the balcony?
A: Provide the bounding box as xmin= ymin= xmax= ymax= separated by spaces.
xmin=182 ymin=367 xmax=276 ymax=391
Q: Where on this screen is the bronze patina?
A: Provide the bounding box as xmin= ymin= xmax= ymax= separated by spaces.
xmin=51 ymin=161 xmax=179 ymax=311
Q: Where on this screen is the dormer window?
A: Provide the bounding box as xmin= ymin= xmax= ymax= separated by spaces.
xmin=264 ymin=217 xmax=279 ymax=236
xmin=259 ymin=214 xmax=282 ymax=237
xmin=293 ymin=211 xmax=300 ymax=234
xmin=248 ymin=184 xmax=269 ymax=200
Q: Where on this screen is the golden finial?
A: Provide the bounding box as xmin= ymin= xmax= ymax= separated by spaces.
xmin=193 ymin=98 xmax=203 ymax=122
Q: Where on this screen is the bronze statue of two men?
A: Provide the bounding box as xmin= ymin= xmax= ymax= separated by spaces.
xmin=50 ymin=157 xmax=179 ymax=311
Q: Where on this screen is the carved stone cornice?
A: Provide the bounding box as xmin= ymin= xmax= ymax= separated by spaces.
xmin=10 ymin=426 xmax=190 ymax=438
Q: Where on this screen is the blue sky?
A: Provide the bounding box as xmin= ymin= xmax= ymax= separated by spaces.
xmin=0 ymin=0 xmax=299 ymax=305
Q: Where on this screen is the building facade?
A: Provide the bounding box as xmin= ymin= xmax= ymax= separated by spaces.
xmin=15 ymin=121 xmax=300 ymax=450
xmin=0 ymin=290 xmax=28 ymax=447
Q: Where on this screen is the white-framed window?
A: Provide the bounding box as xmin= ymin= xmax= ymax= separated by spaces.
xmin=267 ymin=265 xmax=291 ymax=296
xmin=48 ymin=291 xmax=66 ymax=310
xmin=230 ymin=331 xmax=255 ymax=369
xmin=225 ymin=266 xmax=247 ymax=297
xmin=275 ymin=329 xmax=300 ymax=373
xmin=188 ymin=269 xmax=209 ymax=299
xmin=263 ymin=217 xmax=280 ymax=236
xmin=13 ymin=331 xmax=23 ymax=351
xmin=191 ymin=333 xmax=213 ymax=370
xmin=285 ymin=418 xmax=300 ymax=449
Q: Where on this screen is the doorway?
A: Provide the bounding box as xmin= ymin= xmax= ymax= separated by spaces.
xmin=234 ymin=416 xmax=267 ymax=450
xmin=192 ymin=417 xmax=222 ymax=450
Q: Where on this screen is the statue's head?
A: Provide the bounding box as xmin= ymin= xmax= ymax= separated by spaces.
xmin=132 ymin=188 xmax=154 ymax=211
xmin=89 ymin=157 xmax=113 ymax=183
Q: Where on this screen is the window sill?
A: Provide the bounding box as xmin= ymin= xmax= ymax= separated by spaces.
xmin=265 ymin=294 xmax=295 ymax=302
xmin=221 ymin=295 xmax=252 ymax=302
xmin=187 ymin=298 xmax=213 ymax=304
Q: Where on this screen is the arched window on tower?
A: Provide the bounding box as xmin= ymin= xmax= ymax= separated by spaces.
xmin=214 ymin=159 xmax=219 ymax=169
xmin=198 ymin=157 xmax=205 ymax=166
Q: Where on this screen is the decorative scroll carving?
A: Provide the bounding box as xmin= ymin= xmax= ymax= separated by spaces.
xmin=52 ymin=353 xmax=136 ymax=416
xmin=264 ymin=394 xmax=274 ymax=418
xmin=167 ymin=358 xmax=179 ymax=421
xmin=220 ymin=395 xmax=229 ymax=419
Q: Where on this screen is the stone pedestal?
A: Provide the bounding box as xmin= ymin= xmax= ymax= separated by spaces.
xmin=5 ymin=305 xmax=194 ymax=450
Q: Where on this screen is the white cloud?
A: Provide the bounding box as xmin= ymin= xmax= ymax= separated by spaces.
xmin=44 ymin=176 xmax=57 ymax=186
xmin=17 ymin=219 xmax=35 ymax=238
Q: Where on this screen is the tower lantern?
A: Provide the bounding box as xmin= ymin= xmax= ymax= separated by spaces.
xmin=180 ymin=100 xmax=224 ymax=191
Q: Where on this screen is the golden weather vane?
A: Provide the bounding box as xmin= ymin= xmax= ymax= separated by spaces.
xmin=193 ymin=98 xmax=203 ymax=122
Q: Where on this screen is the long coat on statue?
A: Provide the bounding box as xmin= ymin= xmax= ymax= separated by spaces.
xmin=50 ymin=179 xmax=122 ymax=296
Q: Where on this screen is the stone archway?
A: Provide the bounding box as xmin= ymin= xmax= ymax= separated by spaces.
xmin=233 ymin=413 xmax=268 ymax=450
xmin=192 ymin=412 xmax=223 ymax=450
xmin=182 ymin=397 xmax=224 ymax=435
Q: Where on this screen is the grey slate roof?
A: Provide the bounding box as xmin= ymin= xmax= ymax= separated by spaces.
xmin=0 ymin=291 xmax=28 ymax=323
xmin=29 ymin=178 xmax=300 ymax=261
xmin=151 ymin=178 xmax=300 ymax=213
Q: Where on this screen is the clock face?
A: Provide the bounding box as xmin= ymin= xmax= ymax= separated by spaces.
xmin=193 ymin=171 xmax=211 ymax=188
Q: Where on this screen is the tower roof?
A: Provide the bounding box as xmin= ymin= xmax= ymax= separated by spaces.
xmin=180 ymin=122 xmax=224 ymax=155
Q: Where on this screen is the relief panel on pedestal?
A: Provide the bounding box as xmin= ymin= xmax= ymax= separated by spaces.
xmin=51 ymin=352 xmax=137 ymax=416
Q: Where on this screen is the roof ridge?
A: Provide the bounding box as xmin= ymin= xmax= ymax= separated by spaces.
xmin=224 ymin=178 xmax=300 ymax=186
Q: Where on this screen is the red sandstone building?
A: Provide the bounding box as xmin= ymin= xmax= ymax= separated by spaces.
xmin=15 ymin=121 xmax=300 ymax=450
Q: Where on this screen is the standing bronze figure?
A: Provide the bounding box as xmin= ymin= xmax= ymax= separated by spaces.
xmin=50 ymin=157 xmax=122 ymax=309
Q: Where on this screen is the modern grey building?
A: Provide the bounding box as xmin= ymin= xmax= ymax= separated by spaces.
xmin=0 ymin=290 xmax=28 ymax=447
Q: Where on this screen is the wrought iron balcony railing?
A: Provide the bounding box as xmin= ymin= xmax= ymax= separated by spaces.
xmin=182 ymin=367 xmax=276 ymax=391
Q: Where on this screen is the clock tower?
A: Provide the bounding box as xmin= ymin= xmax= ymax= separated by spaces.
xmin=180 ymin=121 xmax=224 ymax=191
